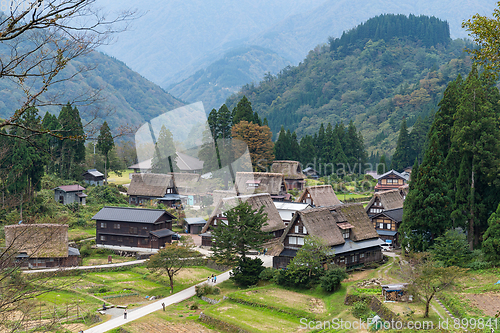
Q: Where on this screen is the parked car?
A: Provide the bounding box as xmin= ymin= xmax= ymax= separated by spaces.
xmin=380 ymin=244 xmax=393 ymax=251
xmin=172 ymin=233 xmax=181 ymax=240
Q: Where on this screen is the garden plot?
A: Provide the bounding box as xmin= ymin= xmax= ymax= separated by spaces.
xmin=464 ymin=293 xmax=500 ymax=317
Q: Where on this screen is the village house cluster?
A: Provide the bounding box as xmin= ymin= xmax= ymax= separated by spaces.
xmin=9 ymin=159 xmax=409 ymax=270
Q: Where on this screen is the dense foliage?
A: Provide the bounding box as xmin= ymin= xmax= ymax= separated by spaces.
xmin=226 ymin=14 xmax=472 ymax=154
xmin=402 ymin=69 xmax=500 ymax=250
xmin=231 ymin=257 xmax=265 ymax=287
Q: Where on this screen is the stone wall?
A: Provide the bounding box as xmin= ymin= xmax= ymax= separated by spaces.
xmin=199 ymin=312 xmax=251 ymax=333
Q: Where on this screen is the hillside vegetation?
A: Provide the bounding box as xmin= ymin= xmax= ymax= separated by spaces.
xmin=226 ymin=14 xmax=473 ymax=154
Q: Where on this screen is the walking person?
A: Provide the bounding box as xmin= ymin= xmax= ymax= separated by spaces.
xmin=207 ymin=276 xmax=210 ymax=284
xmin=124 ymin=308 xmax=127 ymax=319
xmin=213 ymin=275 xmax=217 ymax=283
xmin=162 ymin=302 xmax=165 ymax=311
xmin=211 ymin=274 xmax=214 ymax=283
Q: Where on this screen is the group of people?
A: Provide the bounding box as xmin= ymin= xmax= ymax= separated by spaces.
xmin=207 ymin=274 xmax=217 ymax=283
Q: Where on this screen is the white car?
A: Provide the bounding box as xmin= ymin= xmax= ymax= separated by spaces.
xmin=381 ymin=244 xmax=393 ymax=251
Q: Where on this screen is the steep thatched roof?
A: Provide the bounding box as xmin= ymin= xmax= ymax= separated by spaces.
xmin=5 ymin=224 xmax=69 ymax=258
xmin=171 ymin=173 xmax=200 ymax=194
xmin=202 ymin=193 xmax=285 ymax=233
xmin=296 ymin=185 xmax=341 ymax=207
xmin=365 ymin=188 xmax=405 ymax=212
xmin=271 ymin=161 xmax=306 ymax=180
xmin=212 ymin=190 xmax=238 ymax=206
xmin=279 ymin=203 xmax=379 ymax=248
xmin=127 ymin=173 xmax=174 ymax=197
xmin=333 ymin=203 xmax=379 ymax=241
xmin=235 ymin=172 xmax=286 ymax=196
xmin=280 ymin=207 xmax=346 ymax=247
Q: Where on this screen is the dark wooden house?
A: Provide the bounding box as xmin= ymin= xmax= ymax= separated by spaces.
xmin=82 ymin=169 xmax=104 ymax=186
xmin=53 ymin=185 xmax=87 ymax=205
xmin=365 ymin=188 xmax=405 ymax=216
xmin=296 ymin=185 xmax=341 ymax=207
xmin=271 ymin=161 xmax=306 ymax=190
xmin=374 ymin=170 xmax=409 ymax=192
xmin=127 ymin=173 xmax=177 ymax=206
xmin=184 ymin=217 xmax=206 ymax=234
xmin=273 ymin=203 xmax=385 ymax=270
xmin=201 ymin=193 xmax=286 ymax=248
xmin=234 ymin=172 xmax=289 ymax=201
xmin=303 ymin=167 xmax=319 ymax=179
xmin=93 ymin=206 xmax=175 ymax=249
xmin=370 ymin=208 xmax=403 ymax=247
xmin=5 ymin=224 xmax=80 ymax=268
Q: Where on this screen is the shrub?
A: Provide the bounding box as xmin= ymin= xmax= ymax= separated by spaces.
xmin=351 ymin=301 xmax=373 ymax=320
xmin=231 ymin=257 xmax=264 ymax=287
xmin=465 ymin=260 xmax=491 ymax=270
xmin=212 ymin=286 xmax=221 ymax=295
xmin=320 ymin=266 xmax=349 ymax=292
xmin=195 ymin=283 xmax=216 ymax=297
xmin=259 ymin=267 xmax=277 ymax=281
xmin=190 ymin=302 xmax=199 ymax=310
xmin=275 ymin=265 xmax=323 ymax=289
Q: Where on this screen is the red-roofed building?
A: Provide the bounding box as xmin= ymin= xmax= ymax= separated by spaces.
xmin=53 ymin=185 xmax=87 ymax=205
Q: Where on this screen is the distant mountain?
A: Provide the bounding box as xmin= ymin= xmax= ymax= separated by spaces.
xmin=0 ymin=49 xmax=184 ymax=131
xmin=168 ymin=45 xmax=291 ymax=111
xmin=226 ymin=14 xmax=473 ymax=155
xmin=96 ymin=0 xmax=495 ymax=111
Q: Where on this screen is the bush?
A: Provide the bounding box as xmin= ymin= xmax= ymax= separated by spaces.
xmin=320 ymin=266 xmax=348 ymax=292
xmin=195 ymin=283 xmax=217 ymax=297
xmin=259 ymin=267 xmax=277 ymax=281
xmin=351 ymin=301 xmax=373 ymax=320
xmin=465 ymin=260 xmax=491 ymax=270
xmin=274 ymin=265 xmax=323 ymax=289
xmin=231 ymin=257 xmax=264 ymax=287
xmin=190 ymin=302 xmax=199 ymax=310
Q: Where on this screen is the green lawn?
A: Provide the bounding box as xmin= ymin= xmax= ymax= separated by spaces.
xmin=107 ymin=170 xmax=133 ymax=185
xmin=68 ymin=227 xmax=96 ymax=241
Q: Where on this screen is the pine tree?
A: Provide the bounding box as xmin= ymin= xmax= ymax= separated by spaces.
xmin=152 ymin=125 xmax=178 ymax=173
xmin=274 ymin=126 xmax=288 ymax=160
xmin=300 ymin=135 xmax=315 ymax=166
xmin=377 ymin=155 xmax=388 ymax=175
xmin=96 ymin=121 xmax=114 ymax=185
xmin=232 ymin=121 xmax=274 ymax=172
xmin=58 ymin=103 xmax=85 ymax=180
xmin=448 ymin=68 xmax=500 ymax=249
xmin=391 ymin=118 xmax=410 ymax=171
xmin=400 ymin=132 xmax=452 ymax=252
xmin=232 ymin=96 xmax=254 ymax=125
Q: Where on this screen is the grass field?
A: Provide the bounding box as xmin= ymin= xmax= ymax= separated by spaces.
xmin=68 ymin=227 xmax=96 ymax=241
xmin=107 ymin=170 xmax=133 ymax=185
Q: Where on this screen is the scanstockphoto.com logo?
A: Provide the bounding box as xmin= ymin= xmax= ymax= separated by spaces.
xmin=0 ymin=0 xmax=44 ymax=12
xmin=300 ymin=317 xmax=500 ymax=331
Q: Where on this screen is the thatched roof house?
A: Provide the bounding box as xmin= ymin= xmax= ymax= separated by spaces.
xmin=5 ymin=224 xmax=69 ymax=258
xmin=374 ymin=169 xmax=409 ymax=192
xmin=271 ymin=161 xmax=306 ymax=190
xmin=202 ymin=193 xmax=285 ymax=235
xmin=365 ymin=188 xmax=405 ymax=216
xmin=235 ymin=172 xmax=288 ymax=199
xmin=296 ymin=185 xmax=341 ymax=207
xmin=171 ymin=173 xmax=200 ymax=194
xmin=127 ymin=173 xmax=177 ymax=205
xmin=273 ymin=203 xmax=384 ymax=269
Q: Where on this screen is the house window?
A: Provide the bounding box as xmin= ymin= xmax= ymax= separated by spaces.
xmin=386 ymin=223 xmax=391 ymax=230
xmin=297 ymin=237 xmax=304 ymax=245
xmin=129 ymin=227 xmax=138 ymax=234
xmin=360 ymin=253 xmax=365 ymax=258
xmin=117 ymin=237 xmax=122 ymax=242
xmin=289 ymin=236 xmax=297 ymax=245
xmin=100 ymin=235 xmax=106 ymax=241
xmin=303 ymin=226 xmax=307 ymax=234
xmin=342 ymin=229 xmax=350 ymax=239
xmin=113 ymin=223 xmax=120 ymax=229
xmin=366 ymin=252 xmax=371 ymax=257
xmin=142 ymin=226 xmax=148 ymax=230
xmin=294 ymin=226 xmax=299 ymax=233
xmin=100 ymin=222 xmax=107 ymax=228
xmin=141 ymin=239 xmax=148 ymax=245
xmin=379 ymin=223 xmax=384 ymax=229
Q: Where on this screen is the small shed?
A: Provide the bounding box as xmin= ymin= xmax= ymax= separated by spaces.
xmin=184 ymin=217 xmax=206 ymax=234
xmin=382 ymin=283 xmax=410 ymax=302
xmin=53 ymin=185 xmax=86 ymax=205
xmin=200 ymin=232 xmax=212 ymax=247
xmin=82 ymin=169 xmax=104 ymax=186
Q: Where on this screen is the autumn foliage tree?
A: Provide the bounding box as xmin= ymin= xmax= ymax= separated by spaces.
xmin=231 ymin=121 xmax=274 ymax=172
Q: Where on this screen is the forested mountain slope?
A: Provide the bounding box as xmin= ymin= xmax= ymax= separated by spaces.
xmin=0 ymin=49 xmax=184 ymax=131
xmin=168 ymin=46 xmax=291 ymax=111
xmin=226 ymin=14 xmax=473 ymax=154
